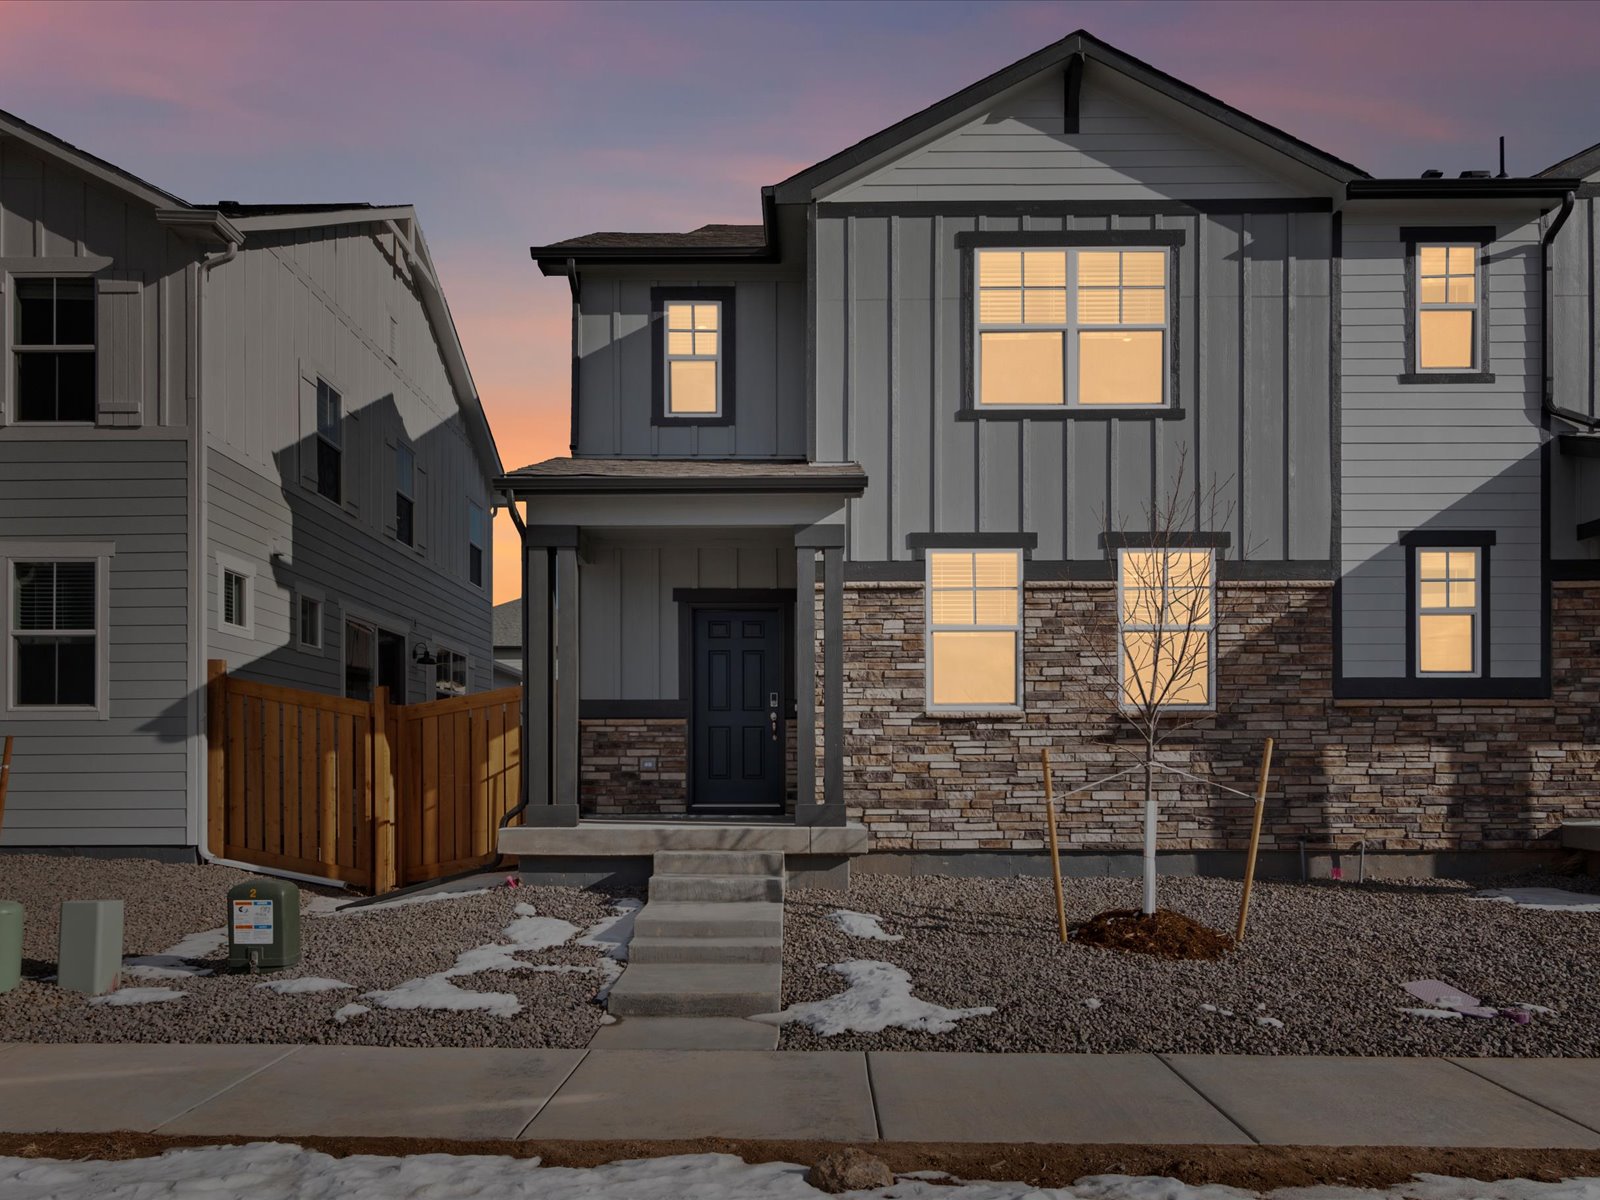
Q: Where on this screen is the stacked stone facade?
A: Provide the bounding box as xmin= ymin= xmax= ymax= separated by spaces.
xmin=834 ymin=579 xmax=1600 ymax=854
xmin=579 ymin=719 xmax=688 ymax=816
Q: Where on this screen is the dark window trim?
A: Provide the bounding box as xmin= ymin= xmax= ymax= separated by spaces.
xmin=1403 ymin=533 xmax=1492 ymax=683
xmin=650 ymin=286 xmax=736 ymax=428
xmin=1332 ymin=676 xmax=1546 ymax=701
xmin=1399 ymin=226 xmax=1495 ymax=384
xmin=1100 ymin=530 xmax=1233 ymax=551
xmin=960 ymin=238 xmax=1182 ymax=420
xmin=906 ymin=532 xmax=1039 ymax=555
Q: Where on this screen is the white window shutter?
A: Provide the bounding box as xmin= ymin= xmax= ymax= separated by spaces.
xmin=95 ymin=275 xmax=144 ymax=426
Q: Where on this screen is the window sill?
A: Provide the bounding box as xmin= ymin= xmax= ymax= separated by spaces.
xmin=957 ymin=407 xmax=1185 ymax=422
xmin=650 ymin=413 xmax=736 ymax=428
xmin=1396 ymin=372 xmax=1496 ymax=385
xmin=923 ymin=707 xmax=1025 ymax=720
xmin=1333 ymin=676 xmax=1548 ymax=701
xmin=3 ymin=705 xmax=109 ymax=722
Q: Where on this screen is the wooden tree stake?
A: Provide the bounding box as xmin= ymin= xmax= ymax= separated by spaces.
xmin=1234 ymin=737 xmax=1275 ymax=945
xmin=1043 ymin=748 xmax=1068 ymax=943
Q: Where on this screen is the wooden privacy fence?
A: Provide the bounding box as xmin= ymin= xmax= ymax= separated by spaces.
xmin=207 ymin=660 xmax=523 ymax=893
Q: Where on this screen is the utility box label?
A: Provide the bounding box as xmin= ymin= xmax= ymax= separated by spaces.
xmin=231 ymin=899 xmax=274 ymax=946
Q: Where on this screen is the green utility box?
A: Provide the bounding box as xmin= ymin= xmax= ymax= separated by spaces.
xmin=0 ymin=900 xmax=21 ymax=994
xmin=226 ymin=878 xmax=301 ymax=973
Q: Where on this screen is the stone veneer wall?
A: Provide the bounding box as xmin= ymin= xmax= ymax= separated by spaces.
xmin=831 ymin=579 xmax=1600 ymax=853
xmin=580 ymin=718 xmax=799 ymax=816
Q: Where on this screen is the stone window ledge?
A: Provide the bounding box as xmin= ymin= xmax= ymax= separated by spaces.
xmin=922 ymin=708 xmax=1026 ymax=720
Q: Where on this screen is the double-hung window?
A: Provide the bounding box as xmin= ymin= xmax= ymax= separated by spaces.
xmin=315 ymin=380 xmax=342 ymax=503
xmin=1415 ymin=548 xmax=1480 ymax=675
xmin=1416 ymin=244 xmax=1479 ymax=371
xmin=975 ymin=247 xmax=1169 ymax=409
xmin=467 ymin=502 xmax=486 ymax=588
xmin=435 ymin=648 xmax=469 ymax=699
xmin=664 ymin=301 xmax=721 ymax=415
xmin=925 ymin=550 xmax=1022 ymax=710
xmin=10 ymin=558 xmax=99 ymax=708
xmin=13 ymin=278 xmax=95 ymax=422
xmin=297 ymin=592 xmax=324 ymax=651
xmin=1118 ymin=549 xmax=1215 ymax=710
xmin=394 ymin=443 xmax=415 ymax=546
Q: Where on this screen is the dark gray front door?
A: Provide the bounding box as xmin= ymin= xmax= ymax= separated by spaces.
xmin=690 ymin=608 xmax=784 ymax=814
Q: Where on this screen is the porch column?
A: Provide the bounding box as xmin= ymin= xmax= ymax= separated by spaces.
xmin=793 ymin=545 xmax=817 ymax=812
xmin=796 ymin=523 xmax=846 ymax=827
xmin=523 ymin=526 xmax=580 ymax=827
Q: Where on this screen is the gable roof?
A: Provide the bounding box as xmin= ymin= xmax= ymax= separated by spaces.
xmin=771 ymin=29 xmax=1369 ymax=204
xmin=0 ymin=106 xmax=188 ymax=210
xmin=493 ymin=599 xmax=522 ymax=649
xmin=1539 ymin=141 xmax=1600 ymax=180
xmin=540 ymin=224 xmax=766 ymax=251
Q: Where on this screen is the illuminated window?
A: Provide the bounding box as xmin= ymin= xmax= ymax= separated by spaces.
xmin=974 ymin=247 xmax=1168 ymax=408
xmin=1416 ymin=244 xmax=1478 ymax=371
xmin=1118 ymin=549 xmax=1214 ymax=709
xmin=1415 ymin=548 xmax=1479 ymax=675
xmin=925 ymin=550 xmax=1022 ymax=709
xmin=664 ymin=301 xmax=721 ymax=416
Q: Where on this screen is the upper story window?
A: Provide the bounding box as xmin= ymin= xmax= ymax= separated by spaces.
xmin=394 ymin=443 xmax=415 ymax=546
xmin=13 ymin=278 xmax=95 ymax=423
xmin=925 ymin=549 xmax=1022 ymax=711
xmin=665 ymin=301 xmax=721 ymax=416
xmin=1118 ymin=549 xmax=1215 ymax=710
xmin=315 ymin=380 xmax=342 ymax=503
xmin=975 ymin=247 xmax=1168 ymax=410
xmin=1416 ymin=244 xmax=1478 ymax=371
xmin=1415 ymin=547 xmax=1480 ymax=676
xmin=468 ymin=502 xmax=486 ymax=588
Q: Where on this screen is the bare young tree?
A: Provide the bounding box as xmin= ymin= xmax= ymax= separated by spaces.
xmin=1082 ymin=450 xmax=1239 ymax=916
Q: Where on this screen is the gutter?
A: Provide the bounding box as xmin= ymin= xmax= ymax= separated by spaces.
xmin=1540 ymin=191 xmax=1600 ymax=431
xmin=1348 ymin=178 xmax=1581 ymax=200
xmin=531 ymin=187 xmax=783 ymax=276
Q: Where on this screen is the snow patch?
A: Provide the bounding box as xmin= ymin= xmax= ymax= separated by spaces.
xmin=89 ymin=987 xmax=185 ymax=1007
xmin=827 ymin=909 xmax=904 ymax=942
xmin=122 ymin=959 xmax=213 ymax=980
xmin=332 ymin=1003 xmax=370 ymax=1024
xmin=364 ymin=973 xmax=521 ymax=1018
xmin=752 ymin=960 xmax=994 ymax=1036
xmin=1083 ymin=998 xmax=1102 ymax=1010
xmin=1400 ymin=1006 xmax=1464 ymax=1020
xmin=255 ymin=977 xmax=354 ymax=995
xmin=1255 ymin=1016 xmax=1284 ymax=1029
xmin=307 ymin=887 xmax=492 ymax=918
xmin=1475 ymin=887 xmax=1600 ymax=913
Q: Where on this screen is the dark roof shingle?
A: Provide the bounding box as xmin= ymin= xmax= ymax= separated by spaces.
xmin=536 ymin=224 xmax=766 ymax=252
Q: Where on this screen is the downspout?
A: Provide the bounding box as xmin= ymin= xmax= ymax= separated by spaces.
xmin=188 ymin=238 xmax=336 ymax=882
xmin=1542 ymin=191 xmax=1599 ymax=430
xmin=498 ymin=489 xmax=530 ymax=832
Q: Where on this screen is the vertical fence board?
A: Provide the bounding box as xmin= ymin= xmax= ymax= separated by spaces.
xmin=245 ymin=698 xmax=264 ymax=852
xmin=455 ymin=710 xmax=472 ymax=861
xmin=488 ymin=702 xmax=505 ymax=851
xmin=282 ymin=707 xmax=301 ymax=859
xmin=438 ymin=714 xmax=457 ymax=865
xmin=227 ymin=695 xmax=245 ymax=849
xmin=422 ymin=715 xmax=440 ymax=869
xmin=263 ymin=701 xmax=282 ymax=856
xmin=321 ymin=710 xmax=339 ymax=869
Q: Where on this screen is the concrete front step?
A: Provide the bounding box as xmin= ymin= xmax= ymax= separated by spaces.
xmin=648 ymin=874 xmax=784 ymax=904
xmin=606 ymin=962 xmax=782 ymax=1018
xmin=588 ymin=1016 xmax=779 ymax=1049
xmin=634 ymin=901 xmax=783 ymax=940
xmin=653 ymin=850 xmax=785 ymax=877
xmin=630 ymin=935 xmax=782 ymax=964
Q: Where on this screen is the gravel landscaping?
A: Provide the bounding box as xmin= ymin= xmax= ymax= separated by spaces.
xmin=0 ymin=855 xmax=637 ymax=1048
xmin=779 ymin=872 xmax=1600 ymax=1056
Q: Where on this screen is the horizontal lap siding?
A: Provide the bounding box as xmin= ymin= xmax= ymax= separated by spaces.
xmin=574 ymin=272 xmax=806 ymax=458
xmin=579 ymin=542 xmax=797 ymax=701
xmin=0 ymin=439 xmax=191 ymax=846
xmin=204 ymin=228 xmax=494 ymax=699
xmin=1339 ymin=216 xmax=1543 ymax=678
xmin=817 ymin=209 xmax=1332 ymax=563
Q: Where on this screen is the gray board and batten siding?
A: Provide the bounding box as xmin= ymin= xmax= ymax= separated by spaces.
xmin=1338 ymin=212 xmax=1544 ymax=684
xmin=0 ymin=131 xmax=201 ymax=846
xmin=812 ymin=206 xmax=1334 ymax=567
xmin=202 ymin=223 xmax=495 ymax=700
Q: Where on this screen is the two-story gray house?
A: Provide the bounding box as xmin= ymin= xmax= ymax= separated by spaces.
xmin=498 ymin=30 xmax=1600 ymax=875
xmin=0 ymin=110 xmax=500 ymax=857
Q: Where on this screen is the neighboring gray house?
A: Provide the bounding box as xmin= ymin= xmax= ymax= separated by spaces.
xmin=501 ymin=30 xmax=1600 ymax=870
xmin=492 ymin=599 xmax=523 ymax=688
xmin=0 ymin=110 xmax=500 ymax=855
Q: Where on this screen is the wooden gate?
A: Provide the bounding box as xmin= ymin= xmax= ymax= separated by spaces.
xmin=207 ymin=660 xmax=523 ymax=893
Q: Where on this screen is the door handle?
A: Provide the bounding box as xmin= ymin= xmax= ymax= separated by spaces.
xmin=770 ymin=710 xmax=779 ymax=741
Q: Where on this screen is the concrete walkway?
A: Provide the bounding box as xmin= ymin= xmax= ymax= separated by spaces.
xmin=1 ymin=1043 xmax=1599 ymax=1147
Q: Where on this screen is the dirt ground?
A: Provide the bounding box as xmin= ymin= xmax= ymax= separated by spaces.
xmin=3 ymin=1132 xmax=1599 ymax=1191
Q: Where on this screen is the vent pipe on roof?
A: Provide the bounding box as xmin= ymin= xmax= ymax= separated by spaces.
xmin=1498 ymin=136 xmax=1507 ymax=179
xmin=1420 ymin=169 xmax=1444 ymax=179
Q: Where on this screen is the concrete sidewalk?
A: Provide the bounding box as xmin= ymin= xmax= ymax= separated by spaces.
xmin=1 ymin=1042 xmax=1598 ymax=1147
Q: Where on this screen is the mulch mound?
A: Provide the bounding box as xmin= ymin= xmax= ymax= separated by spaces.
xmin=1071 ymin=907 xmax=1234 ymax=960
xmin=4 ymin=1133 xmax=1600 ymax=1192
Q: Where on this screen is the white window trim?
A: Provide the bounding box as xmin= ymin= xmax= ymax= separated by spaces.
xmin=6 ymin=272 xmax=98 ymax=426
xmin=1414 ymin=546 xmax=1482 ymax=678
xmin=294 ymin=584 xmax=326 ymax=654
xmin=1414 ymin=242 xmax=1482 ymax=374
xmin=663 ymin=298 xmax=723 ymax=418
xmin=1116 ymin=547 xmax=1217 ymax=713
xmin=0 ymin=539 xmax=114 ymax=722
xmin=467 ymin=500 xmax=487 ymax=589
xmin=215 ymin=552 xmax=256 ymax=639
xmin=923 ymin=548 xmax=1024 ymax=715
xmin=340 ymin=601 xmax=412 ymax=704
xmin=974 ymin=247 xmax=1171 ymax=411
xmin=432 ymin=640 xmax=471 ymax=699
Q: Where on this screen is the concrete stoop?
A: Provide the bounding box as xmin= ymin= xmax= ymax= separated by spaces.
xmin=593 ymin=851 xmax=786 ymax=1049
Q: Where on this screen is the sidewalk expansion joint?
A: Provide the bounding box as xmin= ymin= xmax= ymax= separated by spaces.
xmin=1445 ymin=1059 xmax=1600 ymax=1138
xmin=150 ymin=1045 xmax=305 ymax=1134
xmin=1155 ymin=1053 xmax=1262 ymax=1146
xmin=516 ymin=1049 xmax=591 ymax=1141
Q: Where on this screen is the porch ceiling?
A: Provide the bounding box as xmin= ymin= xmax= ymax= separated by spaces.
xmin=497 ymin=457 xmax=867 ymax=496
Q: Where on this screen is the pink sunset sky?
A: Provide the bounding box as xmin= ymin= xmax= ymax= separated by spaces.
xmin=3 ymin=0 xmax=1598 ymax=603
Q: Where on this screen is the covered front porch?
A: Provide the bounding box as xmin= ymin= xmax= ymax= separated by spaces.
xmin=495 ymin=458 xmax=867 ymax=859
